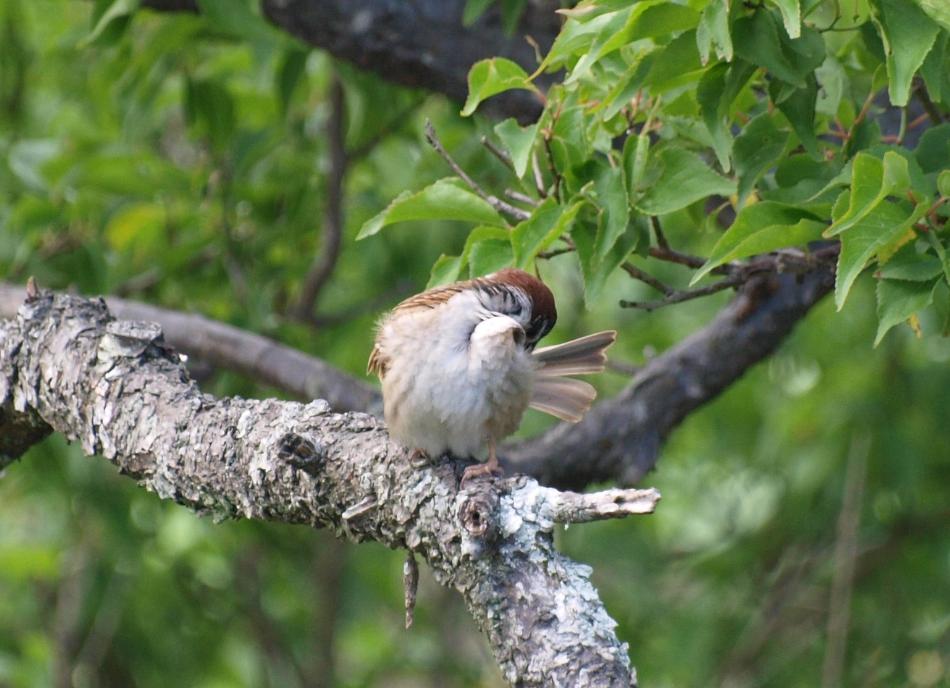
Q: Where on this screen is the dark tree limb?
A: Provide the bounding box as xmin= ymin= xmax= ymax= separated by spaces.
xmin=292 ymin=75 xmax=348 ymax=321
xmin=260 ymin=1 xmax=557 ymax=122
xmin=140 ymin=0 xmax=558 ymax=123
xmin=503 ymin=268 xmax=836 ymax=488
xmin=0 ymin=290 xmax=659 ymax=687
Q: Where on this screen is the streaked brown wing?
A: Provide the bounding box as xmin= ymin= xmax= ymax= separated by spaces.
xmin=390 ymin=280 xmax=473 ymax=314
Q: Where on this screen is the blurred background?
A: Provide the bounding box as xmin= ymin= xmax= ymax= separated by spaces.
xmin=0 ymin=1 xmax=948 ymax=686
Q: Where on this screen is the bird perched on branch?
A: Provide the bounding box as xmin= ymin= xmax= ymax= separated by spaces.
xmin=369 ymin=268 xmax=615 ymax=483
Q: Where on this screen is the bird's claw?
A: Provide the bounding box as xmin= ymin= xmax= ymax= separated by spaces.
xmin=460 ymin=462 xmax=504 ymax=487
xmin=409 ymin=448 xmax=431 ymax=468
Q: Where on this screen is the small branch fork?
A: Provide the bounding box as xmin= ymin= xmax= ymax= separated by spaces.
xmin=621 ymin=237 xmax=841 ymax=312
xmin=0 ymin=290 xmax=657 ymax=688
xmin=425 ymin=120 xmax=532 ymax=223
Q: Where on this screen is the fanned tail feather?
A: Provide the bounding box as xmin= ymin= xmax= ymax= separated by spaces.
xmin=529 ymin=330 xmax=616 ymax=422
xmin=532 ymin=330 xmax=617 ymax=376
xmin=529 ymin=377 xmax=597 ymax=423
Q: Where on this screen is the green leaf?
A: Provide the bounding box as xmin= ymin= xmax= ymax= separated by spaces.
xmin=697 ymin=60 xmax=757 ymax=171
xmin=770 ymin=75 xmax=820 ymax=156
xmin=629 ymin=3 xmax=700 ymax=39
xmin=939 ymin=170 xmax=950 ymax=197
xmin=81 ymin=0 xmax=139 ymax=47
xmin=874 ymin=277 xmax=938 ymax=345
xmin=734 ymin=112 xmax=790 ymax=205
xmin=733 ymin=11 xmax=825 ymax=87
xmin=767 ymin=0 xmax=801 ymax=38
xmin=575 ymin=211 xmax=648 ymax=304
xmin=462 ymin=0 xmax=494 ymax=26
xmin=537 ymin=10 xmax=625 ymax=74
xmin=815 ymin=56 xmax=848 ymax=116
xmin=567 ymin=2 xmax=700 ymax=83
xmin=825 ymin=151 xmax=910 ymax=237
xmin=911 ymin=0 xmax=950 ymax=30
xmin=106 ymin=202 xmax=165 ymax=253
xmin=196 ymin=0 xmax=277 ymax=43
xmin=696 ymin=0 xmax=732 ymax=65
xmin=933 ymin=281 xmax=950 ymax=335
xmin=469 ymin=238 xmax=514 ymax=276
xmin=426 ymin=254 xmax=464 ymax=289
xmin=8 ymin=139 xmax=60 ymax=192
xmin=692 ymin=203 xmax=825 ymax=283
xmin=920 ymin=31 xmax=947 ymax=103
xmin=869 ymin=0 xmax=941 ymax=106
xmin=511 ymin=199 xmax=584 ymax=268
xmin=593 ymin=165 xmax=630 ymax=262
xmin=835 ymin=200 xmax=927 ymax=309
xmin=426 ymin=225 xmax=511 ymax=287
xmin=643 ymin=31 xmax=704 ymax=92
xmin=461 ymin=58 xmax=539 ymax=116
xmin=494 ymin=118 xmax=538 ymax=179
xmin=357 ymin=178 xmax=506 ymax=240
xmin=915 ymin=123 xmax=950 ymax=174
xmin=184 ymin=77 xmax=235 ymax=152
xmin=878 ymin=245 xmax=945 ymax=281
xmin=635 ymin=147 xmax=737 ymax=215
xmin=276 ymin=48 xmax=310 ymax=115
xmin=623 ymin=131 xmax=651 ymax=201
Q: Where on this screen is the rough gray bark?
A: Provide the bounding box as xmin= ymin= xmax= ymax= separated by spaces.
xmin=142 ymin=0 xmax=557 ymax=122
xmin=0 ymin=284 xmax=378 ymax=414
xmin=0 ymin=291 xmax=659 ymax=687
xmin=504 ymin=269 xmax=836 ymax=488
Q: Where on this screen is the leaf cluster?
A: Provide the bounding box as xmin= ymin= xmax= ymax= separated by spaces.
xmin=364 ymin=0 xmax=950 ymax=344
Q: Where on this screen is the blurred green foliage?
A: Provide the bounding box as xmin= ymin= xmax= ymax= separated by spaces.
xmin=0 ymin=1 xmax=948 ymax=687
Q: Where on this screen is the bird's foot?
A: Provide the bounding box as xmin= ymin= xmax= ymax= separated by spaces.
xmin=460 ymin=461 xmax=504 ymax=487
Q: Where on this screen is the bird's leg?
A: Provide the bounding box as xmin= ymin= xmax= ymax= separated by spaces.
xmin=461 ymin=437 xmax=504 ymax=485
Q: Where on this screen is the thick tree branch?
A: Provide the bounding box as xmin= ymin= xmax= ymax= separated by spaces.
xmin=0 ymin=269 xmax=835 ymax=491
xmin=141 ymin=0 xmax=558 ymax=123
xmin=0 ymin=284 xmax=379 ymax=414
xmin=261 ymin=1 xmax=557 ymax=122
xmin=504 ymin=268 xmax=836 ymax=488
xmin=0 ymin=291 xmax=658 ymax=687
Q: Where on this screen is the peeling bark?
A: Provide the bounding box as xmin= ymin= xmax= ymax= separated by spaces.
xmin=0 ymin=291 xmax=659 ymax=687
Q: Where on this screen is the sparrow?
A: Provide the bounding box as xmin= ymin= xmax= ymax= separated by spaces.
xmin=368 ymin=268 xmax=616 ymax=483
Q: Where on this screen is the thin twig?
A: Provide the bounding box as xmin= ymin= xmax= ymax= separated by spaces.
xmin=650 ymin=216 xmax=670 ymax=250
xmin=537 ymin=245 xmax=575 ymax=260
xmin=821 ymin=432 xmax=869 ymax=688
xmin=542 ymin=133 xmax=562 ymax=202
xmin=647 ymin=245 xmax=707 ymax=269
xmin=914 ymin=80 xmax=946 ymax=126
xmin=481 ymin=135 xmax=516 ymax=173
xmin=620 ymin=275 xmax=743 ymax=311
xmin=424 ymin=120 xmax=529 ymax=222
xmin=621 ymin=262 xmax=674 ymax=296
xmin=293 ymin=75 xmax=348 ymax=319
xmin=531 ymin=152 xmax=547 ymax=198
xmin=505 ymin=189 xmax=540 ymax=207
